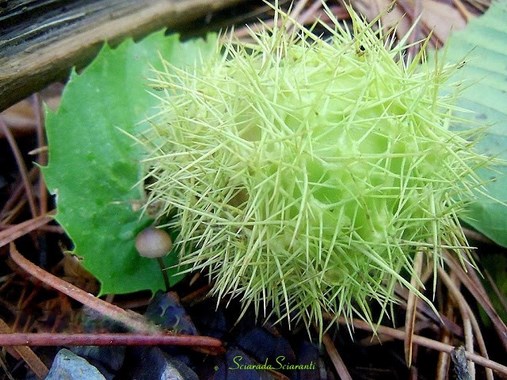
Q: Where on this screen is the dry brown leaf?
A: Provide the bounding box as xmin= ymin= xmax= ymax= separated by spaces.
xmin=350 ymin=0 xmax=466 ymax=45
xmin=421 ymin=0 xmax=466 ymax=42
xmin=350 ymin=0 xmax=393 ymax=20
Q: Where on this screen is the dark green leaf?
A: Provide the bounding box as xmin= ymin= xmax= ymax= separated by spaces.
xmin=44 ymin=32 xmax=215 ymax=295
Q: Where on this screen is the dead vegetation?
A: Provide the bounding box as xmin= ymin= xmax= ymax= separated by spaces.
xmin=1 ymin=1 xmax=506 ymax=379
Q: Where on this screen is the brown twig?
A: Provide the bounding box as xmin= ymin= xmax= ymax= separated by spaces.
xmin=454 ymin=0 xmax=474 ymax=21
xmin=32 ymin=94 xmax=48 ymax=217
xmin=436 ymin=288 xmax=455 ymax=380
xmin=439 ymin=267 xmax=494 ymax=380
xmin=180 ymin=283 xmax=214 ymax=305
xmin=464 ymin=298 xmax=493 ymax=380
xmin=438 ymin=267 xmax=476 ymax=378
xmin=0 ymin=167 xmax=38 ymax=223
xmin=8 ymin=244 xmax=226 ymax=353
xmin=336 ymin=317 xmax=507 ymax=377
xmin=0 ymin=213 xmax=54 ymax=248
xmin=0 ymin=332 xmax=223 ymax=350
xmin=9 ymin=243 xmax=158 ymax=334
xmin=0 ymin=357 xmax=16 ymax=380
xmin=443 ymin=253 xmax=507 ymax=352
xmin=394 ymin=282 xmax=463 ymax=338
xmin=405 ymin=250 xmax=423 ymax=367
xmin=0 ymin=118 xmax=38 ymax=218
xmin=322 ymin=333 xmax=353 ymax=380
xmin=0 ymin=319 xmax=48 ymax=379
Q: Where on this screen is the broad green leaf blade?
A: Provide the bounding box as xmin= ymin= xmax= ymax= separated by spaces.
xmin=44 ymin=32 xmax=215 ymax=295
xmin=443 ymin=1 xmax=507 ymax=247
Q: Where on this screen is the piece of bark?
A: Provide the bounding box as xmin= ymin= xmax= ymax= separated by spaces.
xmin=0 ymin=0 xmax=244 ymax=111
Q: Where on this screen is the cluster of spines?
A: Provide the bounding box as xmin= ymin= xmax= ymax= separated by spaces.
xmin=140 ymin=5 xmax=489 ymax=336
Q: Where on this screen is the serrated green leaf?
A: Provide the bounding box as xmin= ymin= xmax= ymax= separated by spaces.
xmin=443 ymin=1 xmax=507 ymax=247
xmin=44 ymin=32 xmax=216 ymax=295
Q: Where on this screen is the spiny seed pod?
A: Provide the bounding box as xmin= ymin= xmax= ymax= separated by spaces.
xmin=140 ymin=5 xmax=489 ymax=336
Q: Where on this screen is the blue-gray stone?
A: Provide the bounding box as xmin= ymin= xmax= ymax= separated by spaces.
xmin=45 ymin=348 xmax=105 ymax=380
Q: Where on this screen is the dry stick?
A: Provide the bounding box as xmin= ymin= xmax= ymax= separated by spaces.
xmin=405 ymin=250 xmax=423 ymax=368
xmin=32 ymin=94 xmax=48 ymax=217
xmin=0 ymin=273 xmax=16 ymax=294
xmin=9 ymin=244 xmax=224 ymax=350
xmin=180 ymin=283 xmax=214 ymax=305
xmin=337 ymin=317 xmax=507 ymax=377
xmin=322 ymin=333 xmax=353 ymax=380
xmin=437 ymin=268 xmax=475 ymax=378
xmin=358 ymin=320 xmax=434 ymax=347
xmin=394 ymin=267 xmax=464 ymax=337
xmin=0 ymin=319 xmax=48 ymax=379
xmin=0 ymin=355 xmax=16 ymax=380
xmin=0 ymin=333 xmax=222 ymax=349
xmin=0 ymin=167 xmax=38 ymax=222
xmin=35 ymin=225 xmax=63 ymax=234
xmin=443 ymin=253 xmax=507 ymax=351
xmin=0 ymin=214 xmax=54 ymax=248
xmin=436 ymin=292 xmax=455 ymax=380
xmin=439 ymin=268 xmax=494 ymax=380
xmin=0 ymin=119 xmax=38 ymax=218
xmin=10 ymin=244 xmax=152 ymax=334
xmin=409 ymin=345 xmax=419 ymax=380
xmin=19 ymin=287 xmax=40 ymax=313
xmin=453 ymin=0 xmax=474 ymax=21
xmin=461 ymin=298 xmax=494 ymax=380
xmin=1 ymin=199 xmax=26 ymax=226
